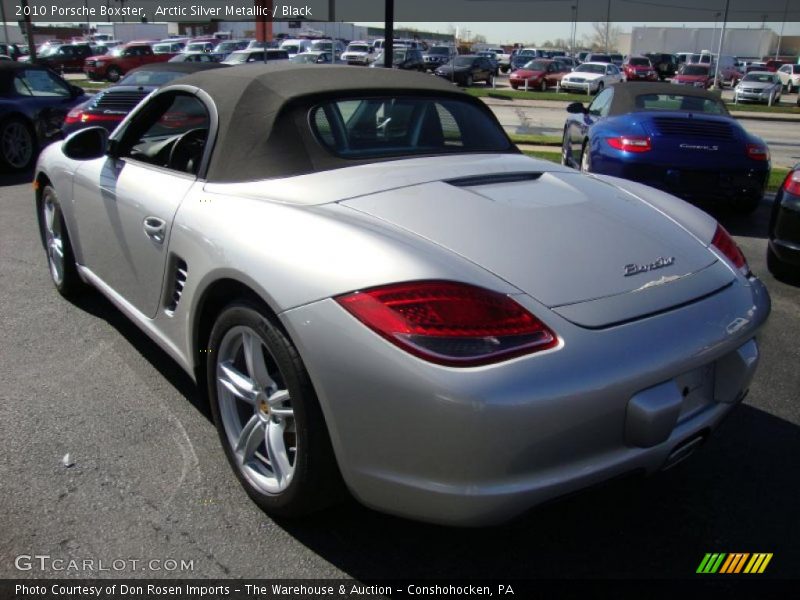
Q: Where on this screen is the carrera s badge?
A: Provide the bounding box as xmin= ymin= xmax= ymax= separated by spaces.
xmin=624 ymin=256 xmax=676 ymax=277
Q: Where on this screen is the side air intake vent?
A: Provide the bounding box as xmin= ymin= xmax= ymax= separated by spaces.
xmin=165 ymin=258 xmax=188 ymax=316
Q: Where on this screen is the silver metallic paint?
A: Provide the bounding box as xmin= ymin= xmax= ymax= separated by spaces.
xmin=34 ymin=91 xmax=770 ymax=524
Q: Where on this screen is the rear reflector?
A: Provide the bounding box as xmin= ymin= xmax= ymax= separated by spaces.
xmin=336 ymin=281 xmax=558 ymax=366
xmin=606 ymin=136 xmax=652 ymax=153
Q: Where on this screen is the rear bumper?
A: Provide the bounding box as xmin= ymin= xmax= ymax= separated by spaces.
xmin=280 ymin=277 xmax=769 ymax=526
xmin=770 ymin=193 xmax=800 ymax=266
xmin=595 ymin=161 xmax=768 ymax=204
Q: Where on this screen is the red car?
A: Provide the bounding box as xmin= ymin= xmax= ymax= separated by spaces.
xmin=509 ymin=59 xmax=567 ymax=91
xmin=83 ymin=42 xmax=174 ymax=82
xmin=672 ymin=64 xmax=715 ymax=88
xmin=622 ymin=56 xmax=658 ymax=81
xmin=764 ymin=59 xmax=785 ymax=72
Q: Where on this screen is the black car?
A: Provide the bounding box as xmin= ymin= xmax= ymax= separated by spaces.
xmin=0 ymin=62 xmax=86 ymax=171
xmin=63 ymin=62 xmax=227 ymax=136
xmin=509 ymin=54 xmax=532 ymax=72
xmin=476 ymin=51 xmax=501 ymax=75
xmin=767 ymin=164 xmax=800 ymax=281
xmin=371 ymin=48 xmax=425 ymax=71
xmin=0 ymin=42 xmax=23 ymax=61
xmin=645 ymin=53 xmax=678 ymax=80
xmin=434 ymin=55 xmax=495 ymax=87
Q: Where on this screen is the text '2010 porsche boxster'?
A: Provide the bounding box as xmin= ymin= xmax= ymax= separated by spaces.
xmin=35 ymin=65 xmax=770 ymax=526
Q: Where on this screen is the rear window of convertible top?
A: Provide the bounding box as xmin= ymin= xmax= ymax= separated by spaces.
xmin=310 ymin=96 xmax=512 ymax=159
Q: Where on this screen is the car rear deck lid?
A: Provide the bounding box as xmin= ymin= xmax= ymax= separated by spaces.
xmin=551 ymin=260 xmax=733 ymax=329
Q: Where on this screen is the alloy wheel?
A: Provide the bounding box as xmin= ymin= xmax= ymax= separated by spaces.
xmin=216 ymin=325 xmax=296 ymax=495
xmin=42 ymin=188 xmax=64 ymax=286
xmin=1 ymin=120 xmax=33 ymax=170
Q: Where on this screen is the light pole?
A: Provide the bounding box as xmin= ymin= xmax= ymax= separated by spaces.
xmin=713 ymin=0 xmax=730 ymax=90
xmin=775 ymin=0 xmax=789 ymax=60
xmin=0 ymin=0 xmax=10 ymax=45
xmin=605 ymin=0 xmax=611 ymax=53
xmin=570 ymin=4 xmax=577 ymax=56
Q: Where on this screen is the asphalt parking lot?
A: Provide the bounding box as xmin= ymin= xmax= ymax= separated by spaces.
xmin=1 ymin=168 xmax=799 ymax=580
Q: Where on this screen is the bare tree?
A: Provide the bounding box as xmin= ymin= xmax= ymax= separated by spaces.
xmin=583 ymin=22 xmax=624 ymax=52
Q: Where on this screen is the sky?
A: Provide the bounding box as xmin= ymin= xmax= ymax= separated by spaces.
xmin=355 ymin=22 xmax=800 ymax=45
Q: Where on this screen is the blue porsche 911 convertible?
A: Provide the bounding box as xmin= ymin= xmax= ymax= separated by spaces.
xmin=561 ymin=82 xmax=770 ymax=213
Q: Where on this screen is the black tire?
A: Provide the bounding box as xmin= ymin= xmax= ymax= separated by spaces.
xmin=0 ymin=116 xmax=36 ymax=172
xmin=767 ymin=244 xmax=796 ymax=281
xmin=207 ymin=302 xmax=344 ymax=518
xmin=38 ymin=184 xmax=85 ymax=297
xmin=106 ymin=67 xmax=121 ymax=83
xmin=561 ymin=128 xmax=572 ymax=167
xmin=579 ymin=141 xmax=592 ymax=173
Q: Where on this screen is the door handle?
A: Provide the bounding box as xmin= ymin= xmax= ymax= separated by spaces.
xmin=143 ymin=217 xmax=166 ymax=244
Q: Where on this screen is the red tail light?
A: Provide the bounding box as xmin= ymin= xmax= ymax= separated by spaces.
xmin=64 ymin=106 xmax=124 ymax=126
xmin=335 ymin=281 xmax=558 ymax=367
xmin=711 ymin=224 xmax=749 ymax=274
xmin=782 ymin=170 xmax=800 ymax=196
xmin=606 ymin=136 xmax=652 ymax=153
xmin=746 ymin=143 xmax=769 ymax=161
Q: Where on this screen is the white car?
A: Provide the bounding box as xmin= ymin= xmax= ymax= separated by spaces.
xmin=777 ymin=63 xmax=800 ymax=93
xmin=340 ymin=41 xmax=375 ymax=65
xmin=560 ymin=62 xmax=623 ymax=94
xmin=486 ymin=47 xmax=511 ymax=72
xmin=279 ymin=39 xmax=313 ymax=58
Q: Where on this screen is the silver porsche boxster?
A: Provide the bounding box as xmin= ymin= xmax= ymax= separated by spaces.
xmin=35 ymin=64 xmax=770 ymax=526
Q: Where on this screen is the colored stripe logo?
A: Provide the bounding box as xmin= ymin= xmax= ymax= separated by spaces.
xmin=697 ymin=553 xmax=773 ymax=574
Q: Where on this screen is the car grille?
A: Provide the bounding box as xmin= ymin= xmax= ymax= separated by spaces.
xmin=92 ymin=90 xmax=149 ymax=111
xmin=568 ymin=77 xmax=585 ymax=83
xmin=651 ymin=117 xmax=734 ymax=140
xmin=740 ymin=87 xmax=762 ymax=93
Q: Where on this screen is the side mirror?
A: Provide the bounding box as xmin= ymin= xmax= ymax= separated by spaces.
xmin=62 ymin=126 xmax=108 ymax=160
xmin=566 ymin=102 xmax=586 ymax=114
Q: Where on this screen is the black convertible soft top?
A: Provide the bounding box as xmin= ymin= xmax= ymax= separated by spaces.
xmin=169 ymin=63 xmax=504 ymax=182
xmin=607 ymin=82 xmax=728 ymax=116
xmin=0 ymin=61 xmax=55 ymax=95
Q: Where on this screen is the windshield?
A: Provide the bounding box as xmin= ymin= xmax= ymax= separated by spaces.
xmin=311 ymin=41 xmax=335 ymax=51
xmin=224 ymin=52 xmax=249 ymax=64
xmin=347 ymin=44 xmax=369 ymax=53
xmin=635 ymin=93 xmax=726 ymax=114
xmin=291 ymin=53 xmax=322 ymax=63
xmin=743 ymin=73 xmax=777 ymax=83
xmin=682 ymin=65 xmax=708 ymax=75
xmin=590 ymin=54 xmax=611 ymax=62
xmin=311 ymin=96 xmax=512 ymax=159
xmin=454 ymin=56 xmax=475 ymax=67
xmin=628 ymin=58 xmax=650 ymax=66
xmin=186 ymin=43 xmax=209 ymax=52
xmin=575 ymin=64 xmax=605 ymax=74
xmin=152 ymin=44 xmax=174 ymax=53
xmin=281 ymin=44 xmax=300 ymax=54
xmin=215 ymin=42 xmax=239 ymax=52
xmin=478 ymin=52 xmax=496 ymax=58
xmin=523 ymin=60 xmax=549 ymax=71
xmin=118 ymin=70 xmax=185 ymax=86
xmin=108 ymin=47 xmax=124 ymax=57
